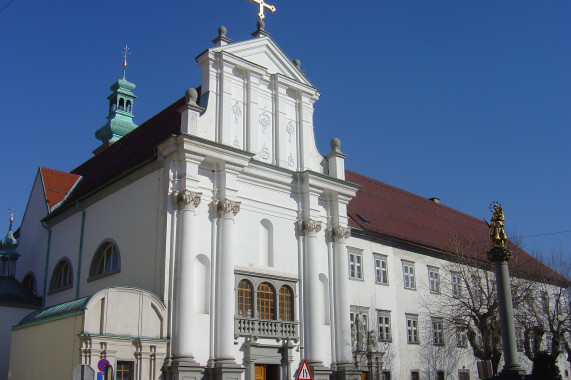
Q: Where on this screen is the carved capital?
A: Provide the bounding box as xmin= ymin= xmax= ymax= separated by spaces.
xmin=212 ymin=198 xmax=241 ymax=219
xmin=297 ymin=219 xmax=322 ymax=237
xmin=487 ymin=246 xmax=513 ymax=262
xmin=175 ymin=190 xmax=202 ymax=210
xmin=328 ymin=226 xmax=351 ymax=243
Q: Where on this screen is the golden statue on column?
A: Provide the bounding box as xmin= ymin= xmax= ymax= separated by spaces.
xmin=489 ymin=203 xmax=507 ymax=247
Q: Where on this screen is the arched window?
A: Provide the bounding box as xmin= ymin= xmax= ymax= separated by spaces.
xmin=22 ymin=272 xmax=37 ymax=296
xmin=257 ymin=282 xmax=276 ymax=320
xmin=279 ymin=285 xmax=294 ymax=321
xmin=89 ymin=241 xmax=120 ymax=280
xmin=126 ymin=100 xmax=132 ymax=113
xmin=237 ymin=280 xmax=254 ymax=318
xmin=49 ymin=258 xmax=73 ymax=293
xmin=118 ymin=98 xmax=124 ymax=110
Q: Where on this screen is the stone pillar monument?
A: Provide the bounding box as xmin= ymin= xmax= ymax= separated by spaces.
xmin=487 ymin=204 xmax=526 ymax=379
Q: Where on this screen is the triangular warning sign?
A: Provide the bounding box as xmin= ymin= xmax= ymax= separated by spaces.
xmin=296 ymin=359 xmax=313 ymax=380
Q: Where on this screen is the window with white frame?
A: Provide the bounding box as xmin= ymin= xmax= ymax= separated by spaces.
xmin=515 ymin=326 xmax=524 ymax=352
xmin=377 ymin=310 xmax=391 ymax=341
xmin=456 ymin=325 xmax=468 ymax=347
xmin=350 ymin=306 xmax=369 ymax=351
xmin=472 ymin=276 xmax=483 ymax=303
xmin=374 ymin=254 xmax=388 ymax=285
xmin=406 ymin=314 xmax=419 ymax=344
xmin=402 ymin=261 xmax=415 ymax=289
xmin=348 ymin=250 xmax=363 ymax=280
xmin=452 ymin=273 xmax=462 ymax=297
xmin=350 ymin=306 xmax=369 ymax=332
xmin=428 ymin=266 xmax=440 ymax=293
xmin=432 ymin=318 xmax=444 ymax=345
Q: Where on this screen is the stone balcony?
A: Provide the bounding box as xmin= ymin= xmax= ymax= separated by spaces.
xmin=235 ymin=317 xmax=299 ymax=340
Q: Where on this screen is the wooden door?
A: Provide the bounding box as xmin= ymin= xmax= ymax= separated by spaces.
xmin=255 ymin=365 xmax=266 ymax=380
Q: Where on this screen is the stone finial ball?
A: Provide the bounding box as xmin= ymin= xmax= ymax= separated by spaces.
xmin=330 ymin=137 xmax=341 ymax=150
xmin=293 ymin=59 xmax=301 ymax=68
xmin=218 ymin=26 xmax=227 ymax=37
xmin=185 ymin=88 xmax=198 ymax=102
xmin=257 ymin=19 xmax=265 ymax=30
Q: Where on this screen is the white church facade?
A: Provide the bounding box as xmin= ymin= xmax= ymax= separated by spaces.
xmin=3 ymin=20 xmax=569 ymax=380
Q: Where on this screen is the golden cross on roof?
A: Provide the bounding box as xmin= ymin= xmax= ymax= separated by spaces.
xmin=248 ymin=0 xmax=276 ymax=20
xmin=121 ymin=45 xmax=131 ymax=79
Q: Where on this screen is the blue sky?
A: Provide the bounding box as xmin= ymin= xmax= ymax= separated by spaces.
xmin=1 ymin=1 xmax=569 ymax=258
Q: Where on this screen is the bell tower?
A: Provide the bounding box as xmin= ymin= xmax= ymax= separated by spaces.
xmin=94 ymin=45 xmax=138 ymax=148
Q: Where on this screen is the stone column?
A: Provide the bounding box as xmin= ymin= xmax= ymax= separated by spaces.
xmin=488 ymin=246 xmax=526 ymax=378
xmin=212 ymin=198 xmax=244 ymax=380
xmin=170 ymin=190 xmax=204 ymax=380
xmin=330 ymin=226 xmax=361 ymax=380
xmin=299 ymin=219 xmax=331 ymax=380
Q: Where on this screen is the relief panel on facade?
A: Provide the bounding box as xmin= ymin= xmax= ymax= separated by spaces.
xmin=257 ymin=109 xmax=273 ymax=163
xmin=285 ymin=119 xmax=297 ymax=169
xmin=231 ymin=100 xmax=244 ymax=149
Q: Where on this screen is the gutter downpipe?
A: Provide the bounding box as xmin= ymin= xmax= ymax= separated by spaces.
xmin=76 ymin=201 xmax=86 ymax=300
xmin=40 ymin=221 xmax=52 ymax=310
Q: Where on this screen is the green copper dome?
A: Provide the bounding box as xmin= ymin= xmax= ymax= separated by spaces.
xmin=0 ymin=216 xmax=20 ymax=277
xmin=0 ymin=216 xmax=18 ymax=251
xmin=95 ymin=73 xmax=138 ymax=143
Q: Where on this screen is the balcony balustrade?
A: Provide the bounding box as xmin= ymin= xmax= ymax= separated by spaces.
xmin=235 ymin=317 xmax=299 ymax=339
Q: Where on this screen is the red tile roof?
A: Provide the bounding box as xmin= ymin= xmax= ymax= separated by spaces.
xmin=346 ymin=170 xmax=568 ymax=285
xmin=39 ymin=168 xmax=81 ymax=210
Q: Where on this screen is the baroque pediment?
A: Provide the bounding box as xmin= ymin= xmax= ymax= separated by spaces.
xmin=210 ymin=36 xmax=313 ymax=87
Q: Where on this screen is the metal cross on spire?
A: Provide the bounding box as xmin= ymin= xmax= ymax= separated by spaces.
xmin=121 ymin=45 xmax=131 ymax=78
xmin=8 ymin=206 xmax=16 ymax=229
xmin=248 ymin=0 xmax=276 ymax=20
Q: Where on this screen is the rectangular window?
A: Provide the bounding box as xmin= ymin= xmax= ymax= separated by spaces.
xmin=406 ymin=314 xmax=419 ymax=344
xmin=377 ymin=310 xmax=391 ymax=341
xmin=437 ymin=371 xmax=445 ymax=380
xmin=349 ymin=251 xmax=363 ymax=280
xmin=472 ymin=276 xmax=482 ymax=303
xmin=382 ymin=371 xmax=391 ymax=380
xmin=403 ymin=261 xmax=416 ymax=289
xmin=452 ymin=273 xmax=462 ymax=297
xmin=516 ymin=326 xmax=524 ymax=352
xmin=375 ymin=254 xmax=388 ymax=284
xmin=350 ymin=307 xmax=369 ymax=333
xmin=433 ymin=318 xmax=444 ymax=345
xmin=428 ymin=266 xmax=440 ymax=294
xmin=456 ymin=325 xmax=468 ymax=348
xmin=411 ymin=371 xmax=420 ymax=380
xmin=458 ymin=369 xmax=470 ymax=380
xmin=116 ymin=361 xmax=134 ymax=380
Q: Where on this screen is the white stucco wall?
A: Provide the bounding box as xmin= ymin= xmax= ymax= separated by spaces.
xmin=42 ymin=168 xmax=164 ymax=308
xmin=15 ymin=171 xmax=50 ymax=296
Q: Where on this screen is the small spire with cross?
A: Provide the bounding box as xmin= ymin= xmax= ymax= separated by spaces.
xmin=8 ymin=206 xmax=16 ymax=230
xmin=121 ymin=45 xmax=131 ymax=79
xmin=248 ymin=0 xmax=275 ymax=21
